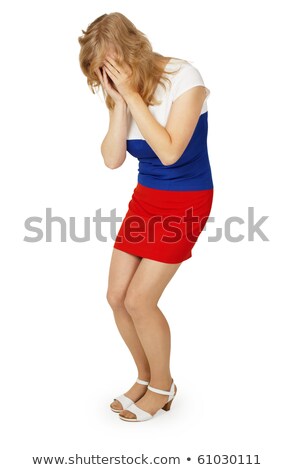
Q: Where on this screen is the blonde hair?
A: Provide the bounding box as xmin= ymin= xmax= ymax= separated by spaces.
xmin=78 ymin=12 xmax=187 ymax=109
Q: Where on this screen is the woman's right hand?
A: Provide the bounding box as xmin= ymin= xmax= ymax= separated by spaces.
xmin=95 ymin=67 xmax=126 ymax=105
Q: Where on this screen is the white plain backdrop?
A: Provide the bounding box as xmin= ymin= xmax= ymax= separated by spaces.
xmin=1 ymin=1 xmax=293 ymax=468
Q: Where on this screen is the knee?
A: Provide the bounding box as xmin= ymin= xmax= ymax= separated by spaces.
xmin=124 ymin=289 xmax=150 ymax=318
xmin=106 ymin=288 xmax=126 ymax=311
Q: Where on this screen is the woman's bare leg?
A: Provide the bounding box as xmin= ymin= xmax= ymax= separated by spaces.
xmin=119 ymin=257 xmax=182 ymax=419
xmin=106 ymin=248 xmax=151 ymax=410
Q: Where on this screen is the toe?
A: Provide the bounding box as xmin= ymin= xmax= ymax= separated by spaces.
xmin=110 ymin=400 xmax=122 ymax=411
xmin=119 ymin=410 xmax=137 ymax=419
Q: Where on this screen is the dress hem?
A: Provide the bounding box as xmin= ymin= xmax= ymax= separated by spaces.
xmin=113 ymin=244 xmax=192 ymax=264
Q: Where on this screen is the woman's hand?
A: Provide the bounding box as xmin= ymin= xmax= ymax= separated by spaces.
xmin=95 ymin=66 xmax=126 ymax=105
xmin=102 ymin=55 xmax=137 ymax=100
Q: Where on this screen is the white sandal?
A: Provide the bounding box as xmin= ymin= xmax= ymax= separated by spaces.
xmin=119 ymin=380 xmax=177 ymax=422
xmin=110 ymin=378 xmax=149 ymax=413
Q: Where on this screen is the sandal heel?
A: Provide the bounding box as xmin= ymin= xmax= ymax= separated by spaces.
xmin=162 ymin=398 xmax=174 ymax=411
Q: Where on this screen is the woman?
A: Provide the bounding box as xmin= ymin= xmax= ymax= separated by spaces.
xmin=78 ymin=12 xmax=214 ymax=422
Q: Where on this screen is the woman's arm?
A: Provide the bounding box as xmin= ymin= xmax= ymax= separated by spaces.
xmin=95 ymin=66 xmax=128 ymax=169
xmin=101 ymin=56 xmax=207 ymax=166
xmin=124 ymin=86 xmax=207 ymax=166
xmin=100 ymin=101 xmax=128 ymax=169
xmin=103 ymin=57 xmax=206 ymax=165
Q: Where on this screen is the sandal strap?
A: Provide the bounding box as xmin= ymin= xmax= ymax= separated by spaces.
xmin=113 ymin=394 xmax=134 ymax=409
xmin=125 ymin=403 xmax=152 ymax=421
xmin=136 ymin=378 xmax=149 ymax=385
xmin=148 ymin=381 xmax=175 ymax=397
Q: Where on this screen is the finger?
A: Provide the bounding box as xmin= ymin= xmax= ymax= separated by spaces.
xmin=102 ymin=66 xmax=112 ymax=85
xmin=96 ymin=68 xmax=103 ymax=81
xmin=107 ymin=55 xmax=131 ymax=75
xmin=104 ymin=58 xmax=120 ymax=74
xmin=97 ymin=70 xmax=106 ymax=91
xmin=103 ymin=64 xmax=115 ymax=80
xmin=105 ymin=55 xmax=117 ymax=65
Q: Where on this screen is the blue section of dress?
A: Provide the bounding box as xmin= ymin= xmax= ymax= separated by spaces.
xmin=126 ymin=111 xmax=213 ymax=191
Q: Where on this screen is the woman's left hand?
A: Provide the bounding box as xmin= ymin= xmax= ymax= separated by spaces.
xmin=102 ymin=55 xmax=137 ymax=99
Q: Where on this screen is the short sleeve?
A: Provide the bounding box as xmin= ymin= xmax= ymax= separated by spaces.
xmin=171 ymin=63 xmax=210 ymax=103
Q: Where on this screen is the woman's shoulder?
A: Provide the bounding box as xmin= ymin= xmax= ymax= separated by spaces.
xmin=167 ymin=58 xmax=204 ymax=82
xmin=167 ymin=58 xmax=210 ymax=102
xmin=166 ymin=58 xmax=200 ymax=73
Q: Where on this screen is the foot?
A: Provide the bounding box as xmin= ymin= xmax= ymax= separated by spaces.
xmin=119 ymin=380 xmax=176 ymax=419
xmin=110 ymin=380 xmax=150 ymax=412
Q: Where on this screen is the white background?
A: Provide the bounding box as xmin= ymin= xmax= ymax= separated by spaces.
xmin=1 ymin=0 xmax=293 ymax=468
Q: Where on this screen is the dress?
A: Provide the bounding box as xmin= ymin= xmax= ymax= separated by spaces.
xmin=113 ymin=58 xmax=214 ymax=264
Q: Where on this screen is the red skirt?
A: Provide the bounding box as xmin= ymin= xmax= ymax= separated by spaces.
xmin=113 ymin=182 xmax=214 ymax=264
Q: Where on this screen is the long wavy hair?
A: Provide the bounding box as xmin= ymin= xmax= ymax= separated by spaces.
xmin=78 ymin=12 xmax=187 ymax=110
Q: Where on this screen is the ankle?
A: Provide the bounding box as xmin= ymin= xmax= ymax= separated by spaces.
xmin=149 ymin=376 xmax=173 ymax=390
xmin=137 ymin=372 xmax=151 ymax=382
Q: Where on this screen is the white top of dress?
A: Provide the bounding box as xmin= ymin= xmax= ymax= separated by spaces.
xmin=127 ymin=58 xmax=210 ymax=140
